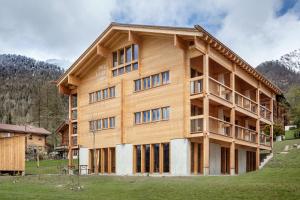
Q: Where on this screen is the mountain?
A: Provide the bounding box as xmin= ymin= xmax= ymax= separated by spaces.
xmin=46 ymin=58 xmax=72 ymax=69
xmin=256 ymin=49 xmax=300 ymax=93
xmin=0 ymin=54 xmax=68 ymax=139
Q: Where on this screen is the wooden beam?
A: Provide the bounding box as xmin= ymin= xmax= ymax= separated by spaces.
xmin=194 ymin=36 xmax=206 ymax=54
xmin=67 ymin=75 xmax=80 ymax=86
xmin=128 ymin=30 xmax=141 ymax=45
xmin=174 ymin=34 xmax=187 ymax=50
xmin=97 ymin=44 xmax=110 ymax=58
xmin=59 ymin=85 xmax=70 ymax=95
xmin=159 ymin=143 xmax=163 ymax=174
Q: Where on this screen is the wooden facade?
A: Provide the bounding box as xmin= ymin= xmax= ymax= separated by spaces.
xmin=57 ymin=23 xmax=281 ymax=175
xmin=0 ymin=134 xmax=25 ymax=174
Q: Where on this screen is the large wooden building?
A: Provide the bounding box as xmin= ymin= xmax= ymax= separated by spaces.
xmin=57 ymin=23 xmax=281 ymax=176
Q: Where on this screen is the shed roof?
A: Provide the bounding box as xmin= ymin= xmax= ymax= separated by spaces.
xmin=0 ymin=124 xmax=51 ymax=135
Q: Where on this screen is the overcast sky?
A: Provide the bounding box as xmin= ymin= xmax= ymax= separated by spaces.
xmin=0 ymin=0 xmax=299 ymax=68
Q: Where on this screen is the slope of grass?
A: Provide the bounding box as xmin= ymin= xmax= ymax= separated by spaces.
xmin=0 ymin=140 xmax=299 ymax=200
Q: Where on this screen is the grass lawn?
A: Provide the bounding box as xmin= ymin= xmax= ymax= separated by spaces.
xmin=0 ymin=140 xmax=300 ymax=200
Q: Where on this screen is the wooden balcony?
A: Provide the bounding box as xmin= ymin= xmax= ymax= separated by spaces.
xmin=190 ymin=76 xmax=203 ymax=96
xmin=190 ymin=115 xmax=203 ymax=134
xmin=235 ymin=92 xmax=258 ymax=114
xmin=209 ymin=116 xmax=232 ymax=137
xmin=209 ymin=77 xmax=232 ymax=103
xmin=235 ymin=125 xmax=258 ymax=144
xmin=260 ymin=133 xmax=271 ymax=147
xmin=260 ymin=106 xmax=272 ymax=122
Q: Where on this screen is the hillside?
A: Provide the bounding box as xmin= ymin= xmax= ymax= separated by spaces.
xmin=257 ymin=49 xmax=300 ymax=93
xmin=0 ymin=54 xmax=68 ymax=145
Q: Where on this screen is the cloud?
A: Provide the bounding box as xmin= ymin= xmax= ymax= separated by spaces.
xmin=0 ymin=0 xmax=299 ymax=67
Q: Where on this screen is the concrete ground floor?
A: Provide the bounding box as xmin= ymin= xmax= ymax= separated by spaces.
xmin=75 ymin=138 xmax=269 ymax=176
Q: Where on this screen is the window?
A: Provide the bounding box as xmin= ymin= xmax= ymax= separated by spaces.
xmin=103 ymin=89 xmax=108 ymax=99
xmin=162 ymin=71 xmax=169 ymax=84
xmin=97 ymin=91 xmax=102 ymax=101
xmin=134 ymin=79 xmax=142 ymax=92
xmin=135 ymin=145 xmax=141 ymax=173
xmin=145 ymin=144 xmax=150 ymax=173
xmin=163 ymin=143 xmax=170 ymax=172
xmin=89 ymin=121 xmax=95 ymax=131
xmin=72 ymin=94 xmax=77 ymax=108
xmin=97 ymin=119 xmax=102 ymax=130
xmin=134 ymin=112 xmax=141 ymax=124
xmin=29 ymin=134 xmax=32 ymax=140
xmin=125 ymin=64 xmax=131 ymax=72
xmin=162 ymin=107 xmax=170 ymax=120
xmin=73 ymin=123 xmax=77 ymax=135
xmin=119 ymin=49 xmax=124 ymax=65
xmin=154 ymin=144 xmax=160 ymax=173
xmin=143 ymin=77 xmax=151 ymax=90
xmin=126 ymin=46 xmax=132 ymax=62
xmin=133 ymin=44 xmax=139 ymax=60
xmin=89 ymin=93 xmax=93 ymax=103
xmin=132 ymin=62 xmax=138 ymax=70
xmin=143 ymin=110 xmax=151 ymax=123
xmin=152 ymin=108 xmax=160 ymax=121
xmin=113 ymin=52 xmax=118 ymax=67
xmin=109 ymin=117 xmax=115 ymax=128
xmin=111 ymin=44 xmax=139 ymax=77
xmin=109 ymin=87 xmax=115 ymax=98
xmin=103 ymin=118 xmax=108 ymax=129
xmin=151 ymin=74 xmax=160 ymax=87
xmin=112 ymin=69 xmax=118 ymax=77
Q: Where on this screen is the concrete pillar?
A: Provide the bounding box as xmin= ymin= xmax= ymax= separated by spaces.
xmin=116 ymin=144 xmax=133 ymax=175
xmin=170 ymin=138 xmax=191 ymax=176
xmin=79 ymin=148 xmax=89 ymax=175
xmin=209 ymin=142 xmax=221 ymax=175
xmin=238 ymin=148 xmax=246 ymax=174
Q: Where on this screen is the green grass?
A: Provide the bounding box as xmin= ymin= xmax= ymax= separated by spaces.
xmin=1 ymin=140 xmax=300 ymax=200
xmin=25 ymin=159 xmax=78 ymax=175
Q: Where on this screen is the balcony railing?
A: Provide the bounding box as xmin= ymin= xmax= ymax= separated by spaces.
xmin=190 ymin=115 xmax=203 ymax=134
xmin=209 ymin=77 xmax=232 ymax=102
xmin=209 ymin=116 xmax=232 ymax=137
xmin=71 ymin=110 xmax=77 ymax=120
xmin=235 ymin=125 xmax=257 ymax=143
xmin=72 ymin=135 xmax=77 ymax=146
xmin=260 ymin=106 xmax=272 ymax=121
xmin=190 ymin=76 xmax=203 ymax=95
xmin=260 ymin=133 xmax=271 ymax=146
xmin=235 ymin=92 xmax=257 ymax=114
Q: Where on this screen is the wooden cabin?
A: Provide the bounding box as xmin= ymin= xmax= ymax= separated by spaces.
xmin=57 ymin=23 xmax=282 ymax=176
xmin=0 ymin=124 xmax=50 ymax=174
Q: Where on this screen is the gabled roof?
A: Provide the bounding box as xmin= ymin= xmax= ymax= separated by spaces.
xmin=57 ymin=22 xmax=282 ymax=95
xmin=0 ymin=123 xmax=51 ymax=135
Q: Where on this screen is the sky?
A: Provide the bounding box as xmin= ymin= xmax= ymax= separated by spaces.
xmin=0 ymin=0 xmax=299 ymax=68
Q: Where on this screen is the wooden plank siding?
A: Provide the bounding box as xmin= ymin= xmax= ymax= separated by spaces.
xmin=0 ymin=135 xmax=25 ymax=172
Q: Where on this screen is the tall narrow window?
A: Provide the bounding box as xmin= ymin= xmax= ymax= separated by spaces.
xmin=109 ymin=117 xmax=115 ymax=128
xmin=97 ymin=119 xmax=102 ymax=130
xmin=162 ymin=71 xmax=169 ymax=84
xmin=112 ymin=69 xmax=118 ymax=77
xmin=162 ymin=107 xmax=170 ymax=120
xmin=151 ymin=74 xmax=160 ymax=87
xmin=118 ymin=67 xmax=124 ymax=75
xmin=143 ymin=77 xmax=151 ymax=90
xmin=163 ymin=143 xmax=170 ymax=172
xmin=143 ymin=110 xmax=151 ymax=123
xmin=103 ymin=89 xmax=108 ymax=99
xmin=119 ymin=49 xmax=124 ymax=65
xmin=152 ymin=108 xmax=160 ymax=121
xmin=72 ymin=94 xmax=77 ymax=108
xmin=134 ymin=112 xmax=141 ymax=124
xmin=104 ymin=148 xmax=108 ymax=173
xmin=126 ymin=46 xmax=132 ymax=63
xmin=133 ymin=44 xmax=139 ymax=60
xmin=109 ymin=87 xmax=115 ymax=98
xmin=113 ymin=52 xmax=118 ymax=67
xmin=136 ymin=145 xmax=141 ymax=173
xmin=154 ymin=144 xmax=160 ymax=173
xmin=97 ymin=91 xmax=102 ymax=101
xmin=145 ymin=144 xmax=150 ymax=173
xmin=103 ymin=118 xmax=108 ymax=129
xmin=111 ymin=148 xmax=116 ymax=173
xmin=125 ymin=64 xmax=131 ymax=72
xmin=134 ymin=79 xmax=141 ymax=91
xmin=89 ymin=93 xmax=93 ymax=103
xmin=89 ymin=121 xmax=95 ymax=131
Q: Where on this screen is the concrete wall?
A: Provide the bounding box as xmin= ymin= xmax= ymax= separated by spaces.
xmin=116 ymin=144 xmax=133 ymax=175
xmin=79 ymin=148 xmax=89 ymax=175
xmin=170 ymin=138 xmax=190 ymax=176
xmin=209 ymin=143 xmax=221 ymax=175
xmin=238 ymin=148 xmax=246 ymax=174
